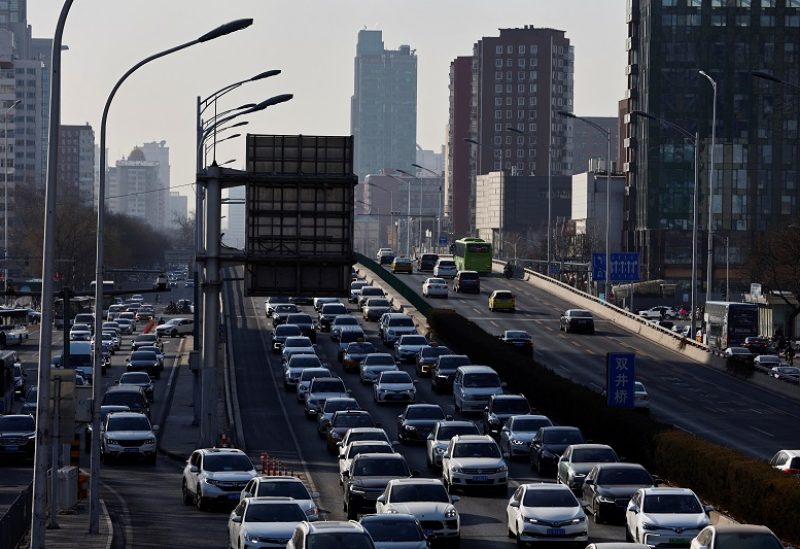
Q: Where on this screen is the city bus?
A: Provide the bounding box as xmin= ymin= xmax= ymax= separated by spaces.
xmin=0 ymin=309 xmax=31 ymax=347
xmin=54 ymin=296 xmax=93 ymax=329
xmin=453 ymin=237 xmax=493 ymax=274
xmin=703 ymin=301 xmax=759 ymax=351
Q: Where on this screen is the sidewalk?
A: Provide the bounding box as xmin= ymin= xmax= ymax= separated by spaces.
xmin=157 ymin=336 xmax=200 ymax=462
xmin=44 ymin=499 xmax=113 ymax=549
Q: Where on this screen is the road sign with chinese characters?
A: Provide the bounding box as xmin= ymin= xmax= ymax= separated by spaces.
xmin=592 ymin=252 xmax=641 ymax=282
xmin=606 ymin=352 xmax=635 ymax=408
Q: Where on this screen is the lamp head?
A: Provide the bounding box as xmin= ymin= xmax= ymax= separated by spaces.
xmin=251 ymin=69 xmax=281 ymax=81
xmin=751 ymin=71 xmax=781 ymax=84
xmin=197 ymin=18 xmax=253 ymax=43
xmin=556 ymin=110 xmax=576 ymax=119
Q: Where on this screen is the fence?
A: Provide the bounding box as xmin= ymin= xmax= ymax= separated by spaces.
xmin=0 ymin=483 xmax=32 ymax=549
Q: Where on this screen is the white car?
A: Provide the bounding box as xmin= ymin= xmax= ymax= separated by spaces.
xmin=754 ymin=354 xmax=782 ymax=369
xmin=228 ymin=497 xmax=307 ymax=549
xmin=506 ymin=483 xmax=588 ymax=545
xmin=442 ymin=434 xmax=508 ymax=494
xmin=100 ymin=411 xmax=156 ymax=464
xmin=633 ymin=381 xmax=650 ymax=410
xmin=69 ymin=329 xmax=92 ymax=342
xmin=155 ymin=317 xmax=194 ymax=337
xmin=378 ymin=313 xmax=419 ymax=346
xmin=626 ymin=487 xmax=712 ymax=547
xmin=337 ymin=427 xmax=394 ymax=458
xmin=373 ymin=370 xmax=416 ymax=404
xmin=182 ymin=448 xmax=258 ymax=510
xmin=422 ymin=277 xmax=449 ymax=298
xmin=359 ymin=353 xmax=400 ymax=384
xmin=426 ymin=420 xmax=480 ymax=469
xmin=394 ymin=334 xmax=429 ymax=363
xmin=433 ymin=258 xmax=457 ymax=279
xmin=281 ymin=336 xmax=316 ymax=364
xmin=240 ymin=476 xmax=320 ymax=521
xmin=295 ymin=367 xmax=332 ymax=402
xmin=338 ymin=440 xmax=396 ymax=485
xmin=375 ymin=478 xmax=460 ymax=545
xmin=498 ymin=414 xmax=554 ymax=459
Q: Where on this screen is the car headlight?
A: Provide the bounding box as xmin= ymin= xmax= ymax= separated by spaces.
xmin=597 ymin=495 xmax=615 ymax=504
xmin=571 ymin=516 xmax=586 ymax=524
xmin=526 ymin=517 xmax=540 ymax=524
xmin=444 ymin=506 xmax=458 ymax=519
xmin=246 ymin=534 xmax=263 ymax=543
xmin=330 ymin=431 xmax=341 ymax=439
xmin=205 ymin=478 xmax=221 ymax=486
xmin=404 ymin=425 xmax=417 ymax=431
xmin=106 ymin=439 xmax=119 ymax=445
xmin=434 ymin=447 xmax=445 ymax=454
xmin=451 ymin=466 xmax=462 ymax=473
xmin=498 ymin=463 xmax=508 ymax=473
xmin=642 ymin=521 xmax=659 ymax=530
xmin=350 ymin=487 xmax=365 ymax=495
xmin=145 ymin=437 xmax=156 ymax=444
xmin=511 ymin=439 xmax=525 ymax=445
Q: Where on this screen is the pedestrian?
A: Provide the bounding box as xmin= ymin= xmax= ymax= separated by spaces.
xmin=785 ymin=345 xmax=795 ymax=366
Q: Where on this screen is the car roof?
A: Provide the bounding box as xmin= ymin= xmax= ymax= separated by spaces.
xmin=708 ymin=524 xmax=777 ymax=535
xmin=437 ymin=420 xmax=478 ymax=428
xmin=566 ymin=443 xmax=614 ymax=451
xmin=491 ymin=394 xmax=526 ymax=401
xmin=384 ymin=313 xmax=412 ymax=319
xmin=196 ymin=447 xmax=247 ymax=456
xmin=775 ymin=449 xmax=800 ymax=456
xmin=522 ymin=482 xmax=574 ymax=492
xmin=306 ymin=520 xmax=366 ymax=533
xmin=640 ymin=487 xmax=696 ymax=496
xmin=106 ymin=411 xmax=149 ymax=420
xmin=387 ymin=478 xmax=444 ymax=486
xmin=457 ymin=365 xmax=496 ymax=373
xmin=452 ymin=434 xmax=494 ymax=443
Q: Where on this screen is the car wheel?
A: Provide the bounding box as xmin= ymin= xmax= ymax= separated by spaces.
xmin=593 ymin=499 xmax=604 ymax=524
xmin=171 ymin=329 xmax=178 ymax=338
xmin=196 ymin=487 xmax=208 ymax=511
xmin=625 ymin=527 xmax=634 ymax=542
xmin=346 ymin=502 xmax=358 ymax=520
xmin=182 ymin=481 xmax=193 ymax=505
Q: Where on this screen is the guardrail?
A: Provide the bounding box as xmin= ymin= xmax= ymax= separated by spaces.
xmin=0 ymin=483 xmax=32 ymax=549
xmin=354 ymin=253 xmax=431 ymax=316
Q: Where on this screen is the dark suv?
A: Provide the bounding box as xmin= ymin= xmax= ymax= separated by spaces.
xmin=431 ymin=354 xmax=472 ymax=393
xmin=343 ymin=453 xmax=413 ymax=519
xmin=482 ymin=394 xmax=532 ymax=439
xmin=453 ymin=271 xmax=480 ymax=294
xmin=417 ymin=253 xmax=439 ymax=272
xmin=286 ymin=313 xmax=316 ymax=343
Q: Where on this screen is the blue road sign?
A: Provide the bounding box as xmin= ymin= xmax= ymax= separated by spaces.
xmin=592 ymin=252 xmax=640 ymax=282
xmin=606 ymin=352 xmax=635 ymax=408
xmin=438 ymin=237 xmax=448 ymax=246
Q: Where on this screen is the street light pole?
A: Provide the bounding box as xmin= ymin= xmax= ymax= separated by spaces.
xmin=3 ymin=99 xmax=20 ymax=304
xmin=412 ymin=163 xmax=445 ymax=250
xmin=699 ymin=70 xmax=717 ymax=303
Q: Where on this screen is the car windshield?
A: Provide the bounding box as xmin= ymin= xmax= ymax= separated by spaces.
xmin=572 ymin=448 xmax=617 ymax=462
xmin=570 ymin=310 xmax=592 ymax=318
xmin=334 ymin=317 xmax=358 ymax=326
xmin=463 ymin=373 xmax=501 ymax=388
xmin=0 ymin=416 xmax=34 ymax=431
xmin=287 ymin=314 xmax=312 ymax=324
xmin=354 ymin=458 xmax=410 ymax=477
xmin=244 ymin=502 xmax=305 ymax=523
xmin=334 ymin=414 xmax=373 ymax=428
xmin=347 ymin=343 xmax=376 ymax=355
xmin=275 ymin=325 xmax=302 ymax=337
xmin=542 ymin=428 xmax=583 ymax=445
xmin=506 ymin=331 xmax=531 ymax=340
xmin=494 ymin=292 xmax=513 ymax=299
xmin=406 ymin=406 xmax=445 ymax=420
xmin=714 ymin=532 xmax=783 ymax=549
xmin=255 ymin=481 xmax=311 ymax=499
xmin=422 ymin=347 xmax=451 ymax=358
xmin=322 ymin=304 xmax=348 ymax=314
xmin=492 ymin=399 xmax=529 ymax=413
xmin=380 ymin=372 xmax=411 ymax=384
xmin=312 ymin=380 xmax=346 ymax=393
xmin=202 ymin=454 xmax=253 ymax=472
xmin=438 ymin=356 xmax=470 ymax=370
xmin=107 ymin=416 xmax=151 ymax=431
xmin=363 ymin=518 xmax=424 ymax=542
xmin=438 ymin=424 xmax=479 ymax=440
xmin=391 ymin=483 xmax=450 ymax=503
xmin=347 ymin=432 xmax=387 ymax=444
xmin=347 ymin=444 xmax=392 ymax=458
xmin=522 ymin=489 xmax=578 ymax=507
xmin=596 ymin=467 xmax=653 ymax=485
xmin=428 ymin=278 xmax=446 ymax=285
xmin=274 ymin=305 xmax=297 ymax=313
xmin=362 ymin=288 xmax=383 ymax=296
xmin=366 ymin=299 xmax=390 ymax=308
xmin=459 ymin=272 xmax=479 ymax=280
xmin=284 ymin=337 xmax=312 ymax=348
xmin=102 ymin=393 xmax=142 ymax=408
xmin=323 ymin=400 xmax=359 ymax=413
xmin=135 ymin=335 xmax=157 ymax=342
xmin=308 ymin=533 xmax=374 ymax=549
xmin=300 ymin=369 xmax=330 ymax=381
xmin=120 ymin=373 xmax=150 ymax=384
xmin=401 ymin=336 xmax=427 ymax=346
xmin=438 ymin=261 xmax=455 ymax=268
xmin=131 ymin=351 xmax=157 ymax=361
xmin=291 ymin=356 xmax=322 ymax=368
xmin=390 ymin=318 xmax=415 ymax=327
xmin=512 ymin=418 xmax=551 ymax=432
xmin=643 ymin=494 xmax=702 ymax=514
xmin=452 ymin=442 xmax=500 ymax=458
xmin=365 ymin=354 xmax=395 ymax=366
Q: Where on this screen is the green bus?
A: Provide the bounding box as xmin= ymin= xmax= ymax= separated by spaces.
xmin=454 ymin=237 xmax=493 ymax=274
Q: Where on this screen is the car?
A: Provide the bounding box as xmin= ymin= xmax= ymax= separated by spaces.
xmin=137 ymin=345 xmax=164 ymax=370
xmin=304 ymin=377 xmax=349 ymax=419
xmin=625 ymin=487 xmax=712 ymax=546
xmin=506 ymin=483 xmax=588 ymax=546
xmin=69 ymin=328 xmax=92 ymax=342
xmin=770 ymin=366 xmax=800 ymax=383
xmin=488 ymin=290 xmax=515 ymax=312
xmin=581 ymin=463 xmax=657 ymax=524
xmin=453 ymin=270 xmax=480 ymax=294
xmin=102 ymin=330 xmax=121 ymax=351
xmin=102 ymin=384 xmax=151 ymax=418
xmin=359 ymin=513 xmax=428 ymax=549
xmin=338 ymin=427 xmax=395 ymax=458
xmin=316 ymin=397 xmax=361 ymax=438
xmin=414 ymin=345 xmax=452 ymax=377
xmin=240 ymin=476 xmax=320 ymax=521
xmin=724 ymin=346 xmax=755 ymax=367
xmin=339 ymin=441 xmax=396 ymax=485
xmin=265 ymin=296 xmax=292 ymax=317
xmin=0 ymin=414 xmax=35 ymax=460
xmin=638 ymin=306 xmax=675 ymax=320
xmin=132 ymin=333 xmax=162 ymax=352
xmin=433 ymin=258 xmax=457 ymax=279
xmin=416 ymin=253 xmax=439 ymax=272
xmin=394 ymin=334 xmax=429 ymax=363
xmin=343 ymin=453 xmax=414 ymax=519
xmin=272 ymin=324 xmax=302 ymax=353
xmin=12 ymin=361 xmax=25 ymax=396
xmin=633 ymin=381 xmax=651 ymax=410
xmin=85 ymin=405 xmax=131 ymax=453
xmin=326 ymin=410 xmax=377 ymax=454
xmin=556 ymin=444 xmax=620 ymax=493
xmin=318 ymin=303 xmax=349 ymax=331
xmin=228 ymin=497 xmax=307 ymax=549
xmin=283 ymin=353 xmax=324 ymax=390
xmin=377 ymin=248 xmax=395 ymax=265
xmin=396 ymin=404 xmax=447 ymax=444
xmin=116 ymin=317 xmax=136 ymax=334
xmin=753 ymin=354 xmax=782 ymax=370
xmin=358 ymin=287 xmax=387 ymax=310
xmin=331 ymin=316 xmax=361 ymax=341
xmin=373 ymin=371 xmax=417 ymax=404
xmin=391 ymin=257 xmax=414 ymax=274
xmin=295 ymin=366 xmax=332 ymax=402
xmin=337 ymin=327 xmax=368 ymax=361
xmin=768 ymin=449 xmax=800 ymax=476
xmin=442 ymin=434 xmax=508 ymax=494
xmin=313 ymin=297 xmax=340 ymax=312
xmin=529 ymin=426 xmax=586 ymax=475
xmin=100 ymin=411 xmax=157 ymax=464
xmin=498 ymin=414 xmax=554 ymax=459
xmin=560 ymin=309 xmax=595 ymax=334
xmin=498 ymin=330 xmax=534 ymax=356
xmin=135 ymin=308 xmax=154 ymax=322
xmin=362 ymin=298 xmax=393 ymax=322
xmin=425 ymin=420 xmax=481 ymax=469
xmin=422 ymin=277 xmax=449 ymax=298
xmin=430 ymin=354 xmax=471 ymax=394
xmin=182 ymin=448 xmax=257 ymax=510
xmin=20 ymin=386 xmax=37 ymax=415
xmin=272 ymin=304 xmax=301 ymax=327
xmin=375 ymin=478 xmax=460 ymax=545
xmin=690 ymin=524 xmax=786 ymax=549
xmin=117 ymin=371 xmax=155 ymax=400
xmin=349 ymin=280 xmax=371 ymax=303
xmin=742 ymin=336 xmax=769 ymax=354
xmin=342 ymin=341 xmax=378 ymax=373
xmin=360 ymin=353 xmax=400 ymax=384
xmin=285 ymin=313 xmax=316 ymax=343
xmin=281 ymin=336 xmax=316 ymax=364
xmin=287 ymin=520 xmax=377 ymax=549
xmin=482 ymin=394 xmax=531 ymax=438
xmin=452 ymin=365 xmax=505 ymax=415
xmin=125 ymin=350 xmax=161 ymax=379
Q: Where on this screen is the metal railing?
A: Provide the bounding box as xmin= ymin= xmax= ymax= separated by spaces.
xmin=0 ymin=483 xmax=32 ymax=549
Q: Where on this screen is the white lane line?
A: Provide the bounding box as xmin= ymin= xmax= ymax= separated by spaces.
xmin=750 ymin=426 xmax=774 ymax=437
xmin=490 ymin=321 xmax=499 ymax=328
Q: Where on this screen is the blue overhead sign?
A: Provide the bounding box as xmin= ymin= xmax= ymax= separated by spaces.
xmin=592 ymin=252 xmax=641 ymax=282
xmin=606 ymin=352 xmax=636 ymax=409
xmin=438 ymin=237 xmax=448 ymax=246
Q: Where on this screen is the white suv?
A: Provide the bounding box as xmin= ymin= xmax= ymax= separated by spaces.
xmin=626 ymin=487 xmax=712 ymax=547
xmin=442 ymin=434 xmax=508 ymax=494
xmin=100 ymin=411 xmax=156 ymax=464
xmin=375 ymin=478 xmax=460 ymax=545
xmin=182 ymin=448 xmax=257 ymax=510
xmin=155 ymin=317 xmax=194 ymax=337
xmin=378 ymin=313 xmax=418 ymax=347
xmin=452 ymin=365 xmax=505 ymax=414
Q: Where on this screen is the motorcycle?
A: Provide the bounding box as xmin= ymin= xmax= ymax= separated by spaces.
xmin=503 ymin=264 xmax=514 ymax=279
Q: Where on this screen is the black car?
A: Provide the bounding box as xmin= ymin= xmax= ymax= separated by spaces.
xmin=529 ymin=426 xmax=585 ymax=475
xmin=482 ymin=394 xmax=532 ymax=438
xmin=285 ymin=313 xmax=316 ymax=343
xmin=126 ymin=350 xmax=161 ymax=379
xmin=498 ymin=330 xmax=534 ymax=356
xmin=342 ymin=341 xmax=378 ymax=373
xmin=272 ymin=324 xmax=302 ymax=353
xmin=430 ymin=354 xmax=471 ymax=393
xmin=21 ymin=386 xmax=37 ymax=415
xmin=581 ymin=463 xmax=656 ymax=524
xmin=272 ymin=304 xmax=301 ymax=327
xmin=742 ymin=336 xmax=769 ymax=355
xmin=396 ymin=404 xmax=447 ymax=443
xmin=415 ymin=345 xmax=452 ymax=377
xmin=343 ymin=453 xmax=413 ymax=519
xmin=317 ymin=303 xmax=349 ymax=332
xmin=417 ymin=253 xmax=439 ymax=272
xmin=290 ymin=296 xmax=314 ymax=305
xmin=453 ymin=270 xmax=480 ymax=294
xmin=559 ymin=309 xmax=595 ymax=334
xmin=0 ymin=414 xmax=36 ymax=460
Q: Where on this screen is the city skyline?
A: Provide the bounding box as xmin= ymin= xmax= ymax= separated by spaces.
xmin=30 ymin=0 xmax=626 ymax=213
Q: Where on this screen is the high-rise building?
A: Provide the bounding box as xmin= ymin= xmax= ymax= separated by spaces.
xmin=415 ymin=146 xmax=444 ymax=176
xmin=623 ymin=0 xmax=800 ymax=290
xmin=57 ymin=124 xmax=95 ymax=204
xmin=167 ymin=191 xmax=188 ymax=229
xmin=571 ymin=117 xmax=619 ymax=174
xmin=351 ymin=29 xmax=417 ymax=187
xmin=445 ymin=56 xmax=473 ymax=240
xmin=451 ymin=26 xmax=574 ymax=237
xmin=107 ymin=148 xmax=162 ymax=227
xmin=139 ymin=140 xmax=170 ymax=228
xmin=223 ymin=185 xmax=245 ymax=249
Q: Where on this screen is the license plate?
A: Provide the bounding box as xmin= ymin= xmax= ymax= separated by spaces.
xmin=4 ymin=446 xmax=18 ymax=452
xmin=228 ymin=493 xmax=240 ymax=500
xmin=124 ymin=448 xmax=140 ymax=453
xmin=669 ymin=538 xmax=689 ymax=544
xmin=546 ymin=528 xmax=566 ymax=536
xmin=472 ymin=475 xmax=488 ymax=481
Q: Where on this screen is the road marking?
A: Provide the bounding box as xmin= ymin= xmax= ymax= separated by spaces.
xmin=750 ymin=426 xmax=774 ymax=437
xmin=490 ymin=321 xmax=499 ymax=328
xmin=102 ymin=480 xmax=134 ymax=548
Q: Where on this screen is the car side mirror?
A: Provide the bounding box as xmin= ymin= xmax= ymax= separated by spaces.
xmin=411 ymin=470 xmax=421 ymax=478
xmin=628 ymin=504 xmax=639 ymax=514
xmin=450 ymin=495 xmax=460 ymax=503
xmin=375 ymin=422 xmax=382 ymax=428
xmin=427 ymin=433 xmax=434 ymax=440
xmin=391 ymin=440 xmax=400 ymax=447
xmin=652 ymin=476 xmax=662 ymax=487
xmin=443 ymin=453 xmax=450 ymax=459
xmin=703 ymin=504 xmax=714 ymax=514
xmin=501 ymin=382 xmax=508 ymax=388
xmin=445 ymin=415 xmax=453 ymax=421
xmin=189 ymin=465 xmax=199 ymax=473
xmin=242 ymin=491 xmax=253 ymax=498
xmin=310 ymin=491 xmax=320 ymax=499
xmin=509 ymin=500 xmax=520 ymax=508
xmin=338 ymin=454 xmax=344 ymax=460
xmin=376 ymin=495 xmax=385 ymax=504
xmin=584 ymin=479 xmax=594 ymax=485
xmin=231 ymin=515 xmax=242 ymax=523
xmin=502 ymin=452 xmax=510 ymax=459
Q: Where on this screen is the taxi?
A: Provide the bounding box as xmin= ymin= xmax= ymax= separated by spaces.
xmin=391 ymin=256 xmax=414 ymax=274
xmin=488 ymin=289 xmax=516 ymax=312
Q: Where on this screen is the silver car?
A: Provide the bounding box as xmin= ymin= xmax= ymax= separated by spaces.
xmin=359 ymin=354 xmax=399 ymax=384
xmin=240 ymin=475 xmax=320 ymax=521
xmin=295 ymin=367 xmax=332 ymax=402
xmin=498 ymin=414 xmax=553 ymax=459
xmin=426 ymin=420 xmax=480 ymax=469
xmin=556 ymin=444 xmax=619 ymax=493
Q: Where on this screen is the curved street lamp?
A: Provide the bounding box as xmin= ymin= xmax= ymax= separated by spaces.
xmin=698 ymin=70 xmax=717 ymax=303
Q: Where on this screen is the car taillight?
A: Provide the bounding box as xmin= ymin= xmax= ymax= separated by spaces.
xmin=784 ymin=468 xmax=800 ymax=475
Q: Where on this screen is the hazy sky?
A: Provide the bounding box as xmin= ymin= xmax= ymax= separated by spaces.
xmin=31 ymin=1 xmax=627 ymax=212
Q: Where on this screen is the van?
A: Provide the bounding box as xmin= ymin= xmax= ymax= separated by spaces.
xmin=452 ymin=365 xmax=505 ymax=414
xmin=63 ymin=341 xmax=106 ymax=380
xmin=102 ymin=385 xmax=150 ymax=417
